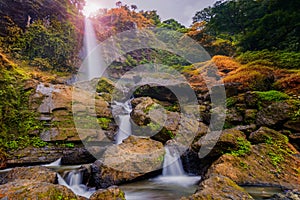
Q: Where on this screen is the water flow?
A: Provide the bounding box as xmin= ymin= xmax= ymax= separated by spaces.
xmin=83 ymin=18 xmax=104 ymax=80
xmin=43 ymin=158 xmax=61 ymax=167
xmin=152 ymin=146 xmax=201 ymax=187
xmin=114 ymin=99 xmax=133 ymax=144
xmin=58 ymin=170 xmax=95 ymax=198
xmin=162 ymin=146 xmax=185 ymax=176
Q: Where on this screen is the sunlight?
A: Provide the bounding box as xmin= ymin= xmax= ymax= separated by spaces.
xmin=82 ymin=0 xmax=102 ymax=17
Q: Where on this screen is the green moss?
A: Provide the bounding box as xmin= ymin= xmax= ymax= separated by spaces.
xmin=267 ymin=151 xmax=284 ymax=166
xmin=97 ymin=117 xmax=112 ymax=130
xmin=228 ymin=137 xmax=251 ymax=157
xmin=256 ymin=90 xmax=289 ymax=102
xmin=226 ymin=97 xmax=238 ymax=108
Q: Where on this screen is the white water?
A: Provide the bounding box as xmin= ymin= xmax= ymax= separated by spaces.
xmin=114 ymin=99 xmax=133 ymax=144
xmin=58 ymin=171 xmax=95 ymax=198
xmin=43 ymin=158 xmax=61 ymax=167
xmin=152 ymin=146 xmax=201 ymax=188
xmin=162 ymin=146 xmax=185 ymax=176
xmin=82 ymin=18 xmax=104 ymax=80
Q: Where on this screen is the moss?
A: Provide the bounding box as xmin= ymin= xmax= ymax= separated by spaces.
xmin=97 ymin=117 xmax=112 ymax=130
xmin=256 ymin=90 xmax=289 ymax=102
xmin=228 ymin=137 xmax=251 ymax=157
xmin=226 ymin=96 xmax=238 ymax=108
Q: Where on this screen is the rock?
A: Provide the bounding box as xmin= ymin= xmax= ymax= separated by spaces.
xmin=256 ymin=101 xmax=298 ymax=128
xmin=206 ymin=143 xmax=300 ymax=190
xmin=0 ymin=150 xmax=6 ymax=169
xmin=3 ymin=166 xmax=57 ymax=184
xmin=181 ymin=175 xmax=253 ymax=200
xmin=232 ymin=124 xmax=257 ymax=135
xmin=61 ymin=148 xmax=96 ymax=165
xmin=6 ymin=146 xmax=95 ymax=167
xmin=33 ymin=83 xmax=114 ymax=142
xmin=131 ymin=97 xmax=181 ymax=143
xmin=183 ymin=129 xmax=247 ymax=175
xmin=90 ymin=136 xmax=165 ymax=188
xmin=271 ymin=190 xmax=300 ymax=200
xmin=90 ymin=185 xmax=125 ymax=200
xmin=249 ymin=127 xmax=288 ymax=146
xmin=284 ymin=120 xmax=300 ymax=132
xmin=0 ymin=180 xmax=80 ymax=200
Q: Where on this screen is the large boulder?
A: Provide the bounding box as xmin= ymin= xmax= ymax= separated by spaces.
xmin=33 ymin=83 xmax=115 ymax=143
xmin=2 ymin=166 xmax=57 ymax=184
xmin=90 ymin=185 xmax=125 ymax=200
xmin=0 ymin=180 xmax=81 ymax=200
xmin=90 ymin=136 xmax=165 ymax=188
xmin=206 ymin=143 xmax=300 ymax=190
xmin=131 ymin=97 xmax=181 ymax=143
xmin=182 ymin=129 xmax=247 ymax=175
xmin=181 ymin=175 xmax=253 ymax=200
xmin=256 ymin=100 xmax=299 ymax=128
xmin=249 ymin=127 xmax=288 ymax=146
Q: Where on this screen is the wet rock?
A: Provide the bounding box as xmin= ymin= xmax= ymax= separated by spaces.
xmin=90 ymin=136 xmax=164 ymax=189
xmin=0 ymin=180 xmax=80 ymax=200
xmin=61 ymin=148 xmax=96 ymax=165
xmin=181 ymin=175 xmax=253 ymax=200
xmin=284 ymin=120 xmax=300 ymax=132
xmin=271 ymin=189 xmax=300 ymax=200
xmin=249 ymin=127 xmax=288 ymax=146
xmin=6 ymin=146 xmax=95 ymax=167
xmin=3 ymin=166 xmax=56 ymax=184
xmin=256 ymin=101 xmax=298 ymax=128
xmin=90 ymin=185 xmax=125 ymax=200
xmin=206 ymin=143 xmax=300 ymax=190
xmin=183 ymin=129 xmax=247 ymax=175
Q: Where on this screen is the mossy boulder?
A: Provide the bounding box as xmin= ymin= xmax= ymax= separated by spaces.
xmin=181 ymin=175 xmax=253 ymax=200
xmin=206 ymin=143 xmax=300 ymax=190
xmin=90 ymin=185 xmax=125 ymax=200
xmin=256 ymin=100 xmax=299 ymax=128
xmin=0 ymin=180 xmax=80 ymax=200
xmin=249 ymin=127 xmax=288 ymax=146
xmin=90 ymin=136 xmax=164 ymax=189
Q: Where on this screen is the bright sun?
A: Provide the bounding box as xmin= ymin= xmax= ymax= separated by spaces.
xmin=82 ymin=0 xmax=102 ymax=17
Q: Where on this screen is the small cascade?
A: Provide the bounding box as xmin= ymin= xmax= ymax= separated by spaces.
xmin=152 ymin=146 xmax=201 ymax=187
xmin=113 ymin=99 xmax=133 ymax=144
xmin=43 ymin=158 xmax=61 ymax=167
xmin=58 ymin=170 xmax=95 ymax=198
xmin=162 ymin=146 xmax=185 ymax=176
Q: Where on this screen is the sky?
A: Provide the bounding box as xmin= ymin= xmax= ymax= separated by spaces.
xmin=84 ymin=0 xmax=217 ymax=27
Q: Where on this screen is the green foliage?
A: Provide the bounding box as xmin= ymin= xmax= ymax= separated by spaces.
xmin=226 ymin=97 xmax=238 ymax=108
xmin=1 ymin=136 xmax=47 ymax=150
xmin=192 ymin=0 xmax=300 ymax=52
xmin=268 ymin=151 xmax=284 ymax=166
xmin=97 ymin=117 xmax=112 ymax=130
xmin=256 ymin=90 xmax=289 ymax=102
xmin=237 ymin=50 xmax=300 ymax=69
xmin=147 ymin=122 xmax=161 ymax=132
xmin=228 ymin=137 xmax=251 ymax=157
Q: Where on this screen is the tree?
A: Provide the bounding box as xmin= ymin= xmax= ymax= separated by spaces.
xmin=131 ymin=5 xmax=137 ymax=11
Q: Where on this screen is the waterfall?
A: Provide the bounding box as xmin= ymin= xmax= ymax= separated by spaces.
xmin=152 ymin=145 xmax=201 ymax=187
xmin=162 ymin=146 xmax=185 ymax=176
xmin=57 ymin=170 xmax=95 ymax=198
xmin=82 ymin=18 xmax=105 ymax=81
xmin=113 ymin=99 xmax=133 ymax=144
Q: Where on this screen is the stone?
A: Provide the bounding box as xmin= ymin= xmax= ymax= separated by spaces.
xmin=284 ymin=120 xmax=300 ymax=132
xmin=206 ymin=143 xmax=300 ymax=190
xmin=89 ymin=185 xmax=125 ymax=200
xmin=3 ymin=166 xmax=57 ymax=184
xmin=249 ymin=127 xmax=288 ymax=146
xmin=181 ymin=175 xmax=253 ymax=200
xmin=256 ymin=101 xmax=298 ymax=127
xmin=90 ymin=136 xmax=165 ymax=188
xmin=0 ymin=180 xmax=80 ymax=200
